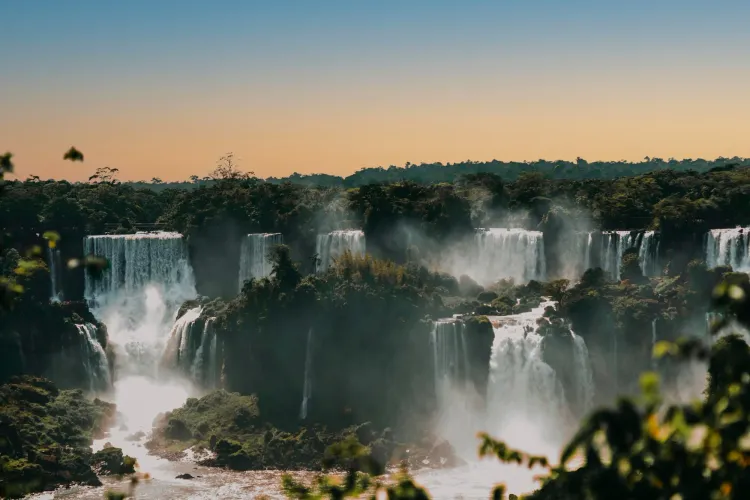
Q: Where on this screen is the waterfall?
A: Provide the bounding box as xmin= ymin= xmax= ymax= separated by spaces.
xmin=83 ymin=232 xmax=196 ymax=375
xmin=191 ymin=317 xmax=218 ymax=387
xmin=472 ymin=228 xmax=546 ymax=284
xmin=47 ymin=246 xmax=63 ymax=302
xmin=238 ymin=233 xmax=284 ymax=292
xmin=430 ymin=319 xmax=478 ymax=459
xmin=161 ymin=308 xmax=222 ymax=388
xmin=84 ymin=232 xmax=197 ymax=457
xmin=431 ymin=320 xmax=471 ymax=396
xmin=75 ymin=323 xmax=112 ymax=392
xmin=315 ymin=230 xmax=366 ymax=272
xmin=706 ymin=227 xmax=750 ymax=272
xmin=300 ymin=328 xmax=314 ymax=419
xmin=207 ymin=322 xmax=220 ymax=389
xmin=582 ymin=232 xmax=593 ymax=274
xmin=600 ymin=230 xmax=659 ymax=279
xmin=163 ymin=306 xmax=203 ymax=373
xmin=571 ymin=332 xmax=595 ymax=416
xmin=486 ymin=301 xmax=587 ymax=453
xmin=639 ymin=231 xmax=660 ymax=277
xmin=600 ymin=231 xmax=631 ymax=280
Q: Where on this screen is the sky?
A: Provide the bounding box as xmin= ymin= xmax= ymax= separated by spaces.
xmin=2 ymin=0 xmax=749 ymax=182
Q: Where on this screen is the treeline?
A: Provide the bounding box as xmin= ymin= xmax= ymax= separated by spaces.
xmin=4 ymin=165 xmax=750 ymax=299
xmin=119 ymin=156 xmax=750 ymax=190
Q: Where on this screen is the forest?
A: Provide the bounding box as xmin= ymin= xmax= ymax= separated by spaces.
xmin=1 ymin=155 xmax=750 ymax=499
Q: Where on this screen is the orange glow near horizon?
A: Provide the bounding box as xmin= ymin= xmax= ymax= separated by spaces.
xmin=3 ymin=1 xmax=750 ymax=182
xmin=5 ymin=83 xmax=749 ymax=182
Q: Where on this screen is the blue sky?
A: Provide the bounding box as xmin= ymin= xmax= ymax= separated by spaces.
xmin=2 ymin=0 xmax=749 ymax=180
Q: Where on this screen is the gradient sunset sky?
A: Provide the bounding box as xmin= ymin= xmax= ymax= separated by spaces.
xmin=2 ymin=0 xmax=749 ymax=182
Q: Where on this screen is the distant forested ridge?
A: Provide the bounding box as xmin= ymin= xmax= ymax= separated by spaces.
xmin=121 ymin=156 xmax=749 ymax=190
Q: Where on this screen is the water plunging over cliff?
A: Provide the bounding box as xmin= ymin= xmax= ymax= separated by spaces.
xmin=430 ymin=319 xmax=479 ymax=457
xmin=421 ymin=303 xmax=594 ymax=496
xmin=598 ymin=231 xmax=660 ymax=279
xmin=639 ymin=231 xmax=661 ymax=276
xmin=192 ymin=317 xmax=219 ymax=388
xmin=315 ymin=230 xmax=366 ymax=272
xmin=486 ymin=302 xmax=575 ymax=452
xmin=706 ymin=227 xmax=750 ymax=272
xmin=300 ymin=328 xmax=314 ymax=419
xmin=75 ymin=323 xmax=112 ymax=392
xmin=472 ymin=228 xmax=546 ymax=284
xmin=432 ymin=320 xmax=470 ymax=391
xmin=84 ymin=232 xmax=197 ymax=459
xmin=48 ymin=246 xmax=63 ymax=302
xmin=238 ymin=233 xmax=284 ymax=292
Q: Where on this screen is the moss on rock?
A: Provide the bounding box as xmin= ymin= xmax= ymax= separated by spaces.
xmin=0 ymin=376 xmax=117 ymax=498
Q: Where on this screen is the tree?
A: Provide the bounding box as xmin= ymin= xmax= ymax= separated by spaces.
xmin=210 ymin=152 xmax=253 ymax=180
xmin=151 ymin=177 xmax=163 ymax=184
xmin=0 ymin=152 xmax=13 ymax=179
xmin=88 ymin=166 xmax=120 ymax=184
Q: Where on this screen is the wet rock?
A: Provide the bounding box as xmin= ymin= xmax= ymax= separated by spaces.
xmin=124 ymin=431 xmax=146 ymax=442
xmin=176 ymin=473 xmax=194 ymax=480
xmin=91 ymin=447 xmax=137 ymax=475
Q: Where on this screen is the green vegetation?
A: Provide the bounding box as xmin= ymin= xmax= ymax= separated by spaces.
xmin=4 ymin=150 xmax=750 ymax=499
xmin=0 ymin=376 xmax=130 ymax=498
xmin=147 ymin=390 xmax=452 ymax=474
xmin=90 ymin=446 xmax=136 ymax=476
xmin=4 ymin=163 xmax=750 ymax=300
xmin=279 ymin=274 xmax=750 ymax=499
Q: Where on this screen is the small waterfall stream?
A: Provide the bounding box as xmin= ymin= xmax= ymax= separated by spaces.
xmin=75 ymin=323 xmax=112 ymax=392
xmin=315 ymin=230 xmax=366 ymax=272
xmin=238 ymin=233 xmax=284 ymax=292
xmin=191 ymin=317 xmax=218 ymax=388
xmin=47 ymin=246 xmax=63 ymax=302
xmin=706 ymin=227 xmax=750 ymax=271
xmin=300 ymin=328 xmax=314 ymax=419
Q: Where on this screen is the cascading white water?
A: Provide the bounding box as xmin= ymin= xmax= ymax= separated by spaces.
xmin=571 ymin=332 xmax=595 ymax=416
xmin=599 ymin=230 xmax=660 ymax=279
xmin=582 ymin=231 xmax=593 ymax=274
xmin=705 ymin=227 xmax=750 ymax=272
xmin=75 ymin=323 xmax=112 ymax=392
xmin=473 ymin=228 xmax=546 ymax=284
xmin=431 ymin=320 xmax=470 ymax=391
xmin=315 ymin=230 xmax=366 ymax=272
xmin=486 ymin=301 xmax=572 ymax=453
xmin=600 ymin=231 xmax=632 ymax=280
xmin=639 ymin=231 xmax=660 ymax=277
xmin=420 ymin=302 xmax=594 ymax=497
xmin=163 ymin=306 xmax=203 ymax=374
xmin=84 ymin=232 xmax=197 ymax=473
xmin=238 ymin=233 xmax=284 ymax=292
xmin=299 ymin=328 xmax=314 ymax=419
xmin=191 ymin=317 xmax=219 ymax=388
xmin=47 ymin=246 xmax=63 ymax=302
xmin=430 ymin=319 xmax=479 ymax=459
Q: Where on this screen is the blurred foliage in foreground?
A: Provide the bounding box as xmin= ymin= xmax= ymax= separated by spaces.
xmin=282 ymin=277 xmax=750 ymax=499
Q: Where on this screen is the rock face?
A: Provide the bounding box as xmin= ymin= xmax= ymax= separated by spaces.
xmin=0 ymin=376 xmax=117 ymax=498
xmin=91 ymin=446 xmax=137 ymax=476
xmin=146 ymin=390 xmax=444 ymax=473
xmin=176 ymin=473 xmax=194 ymax=480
